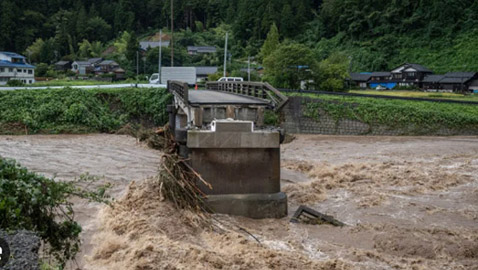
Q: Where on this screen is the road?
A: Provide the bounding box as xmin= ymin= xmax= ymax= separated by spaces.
xmin=0 ymin=83 xmax=167 ymax=91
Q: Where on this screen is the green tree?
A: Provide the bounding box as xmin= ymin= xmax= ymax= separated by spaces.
xmin=25 ymin=38 xmax=45 ymax=63
xmin=280 ymin=4 xmax=295 ymax=38
xmin=316 ymin=53 xmax=350 ymax=92
xmin=86 ymin=17 xmax=112 ymax=42
xmin=258 ymin=23 xmax=279 ymax=62
xmin=263 ymin=43 xmax=318 ymax=89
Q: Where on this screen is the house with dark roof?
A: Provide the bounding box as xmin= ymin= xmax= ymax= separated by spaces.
xmin=187 ymin=46 xmax=217 ymax=55
xmin=439 ymin=72 xmax=477 ymax=92
xmin=390 ymin=63 xmax=433 ymax=88
xmin=54 ymin=61 xmax=72 ymax=72
xmin=96 ymin=60 xmax=120 ymax=73
xmin=350 ymin=73 xmax=372 ymax=88
xmin=87 ymin=58 xmax=103 ymax=65
xmin=368 ymin=72 xmax=395 ymax=89
xmin=0 ymin=52 xmax=36 ymax=85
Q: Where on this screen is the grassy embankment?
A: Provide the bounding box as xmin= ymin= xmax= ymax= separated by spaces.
xmin=0 ymin=87 xmax=171 ymax=135
xmin=350 ymin=90 xmax=478 ymax=102
xmin=287 ymin=92 xmax=478 ymax=134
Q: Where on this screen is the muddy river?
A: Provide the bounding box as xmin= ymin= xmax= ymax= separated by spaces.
xmin=0 ymin=134 xmax=477 ymax=269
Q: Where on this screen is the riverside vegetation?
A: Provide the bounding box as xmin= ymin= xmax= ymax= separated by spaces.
xmin=0 ymin=87 xmax=171 ymax=135
xmin=295 ymin=93 xmax=478 ymax=134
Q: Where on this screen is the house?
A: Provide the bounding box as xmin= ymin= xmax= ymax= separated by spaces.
xmin=96 ymin=60 xmax=120 ymax=74
xmin=0 ymin=52 xmax=35 ymax=85
xmin=422 ymin=75 xmax=445 ymax=91
xmin=87 ymin=58 xmax=103 ymax=65
xmin=195 ymin=66 xmax=218 ymax=81
xmin=187 ymin=46 xmax=217 ymax=55
xmin=113 ymin=68 xmax=126 ymax=80
xmin=390 ymin=63 xmax=433 ymax=88
xmin=350 ymin=73 xmax=372 ymax=89
xmin=140 ymin=41 xmax=170 ymax=50
xmin=438 ymin=72 xmax=478 ymax=92
xmin=71 ymin=61 xmax=93 ymax=75
xmin=54 ymin=61 xmax=72 ymax=72
xmin=368 ymin=72 xmax=394 ymax=89
xmin=468 ymin=79 xmax=478 ymax=93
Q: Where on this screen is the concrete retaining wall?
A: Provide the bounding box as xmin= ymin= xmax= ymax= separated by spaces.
xmin=282 ymin=96 xmax=478 ymax=136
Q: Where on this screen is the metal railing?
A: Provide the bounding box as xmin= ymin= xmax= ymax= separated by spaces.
xmin=206 ymin=81 xmax=289 ymax=111
xmin=168 ymin=80 xmax=189 ymax=103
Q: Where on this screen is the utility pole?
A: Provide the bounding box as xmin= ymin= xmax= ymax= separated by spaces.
xmin=136 ymin=51 xmax=139 ymax=77
xmin=170 ymin=0 xmax=174 ymax=67
xmin=223 ymin=32 xmax=228 ymax=77
xmin=247 ymin=56 xmax=251 ymax=82
xmin=159 ymin=29 xmax=162 ymax=84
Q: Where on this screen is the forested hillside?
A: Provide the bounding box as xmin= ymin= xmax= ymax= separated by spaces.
xmin=1 ymin=0 xmax=478 ymax=76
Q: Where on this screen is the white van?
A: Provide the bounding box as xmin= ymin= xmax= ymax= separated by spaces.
xmin=218 ymin=77 xmax=243 ymax=82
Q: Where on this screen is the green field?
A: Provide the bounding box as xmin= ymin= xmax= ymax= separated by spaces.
xmin=350 ymin=90 xmax=478 ymax=102
xmin=0 ymin=87 xmax=171 ymax=134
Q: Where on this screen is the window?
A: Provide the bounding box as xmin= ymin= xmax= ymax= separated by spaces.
xmin=0 ymin=68 xmax=4 ymax=72
xmin=9 ymin=68 xmax=13 ymax=72
xmin=28 ymin=69 xmax=32 ymax=74
xmin=29 ymin=80 xmax=32 ymax=84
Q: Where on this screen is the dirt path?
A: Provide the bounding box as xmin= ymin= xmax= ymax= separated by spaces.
xmin=1 ymin=134 xmax=477 ymax=269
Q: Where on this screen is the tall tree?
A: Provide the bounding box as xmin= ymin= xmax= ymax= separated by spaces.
xmin=259 ymin=23 xmax=280 ymax=62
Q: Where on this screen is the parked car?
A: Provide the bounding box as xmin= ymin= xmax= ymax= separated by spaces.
xmin=218 ymin=77 xmax=243 ymax=82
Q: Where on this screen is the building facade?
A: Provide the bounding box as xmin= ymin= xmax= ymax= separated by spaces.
xmin=0 ymin=52 xmax=36 ymax=85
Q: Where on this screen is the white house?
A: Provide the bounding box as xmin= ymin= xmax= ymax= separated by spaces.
xmin=0 ymin=52 xmax=36 ymax=85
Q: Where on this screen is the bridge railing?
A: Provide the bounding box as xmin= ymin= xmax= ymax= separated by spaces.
xmin=206 ymin=81 xmax=289 ymax=111
xmin=168 ymin=80 xmax=189 ymax=103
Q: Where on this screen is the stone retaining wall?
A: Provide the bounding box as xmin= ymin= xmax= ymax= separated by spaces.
xmin=281 ymin=96 xmax=478 ymax=136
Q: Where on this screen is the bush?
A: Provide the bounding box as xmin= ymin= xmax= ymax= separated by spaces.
xmin=0 ymin=157 xmax=109 ymax=266
xmin=6 ymin=80 xmax=25 ymax=87
xmin=0 ymin=87 xmax=172 ymax=134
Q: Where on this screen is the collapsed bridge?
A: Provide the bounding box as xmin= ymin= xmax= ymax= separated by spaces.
xmin=167 ymin=81 xmax=289 ymax=218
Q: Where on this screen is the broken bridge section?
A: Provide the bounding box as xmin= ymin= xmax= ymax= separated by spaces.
xmin=167 ymin=81 xmax=289 ymax=218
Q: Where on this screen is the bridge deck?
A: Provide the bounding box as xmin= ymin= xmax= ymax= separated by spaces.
xmin=188 ymin=90 xmax=269 ymax=106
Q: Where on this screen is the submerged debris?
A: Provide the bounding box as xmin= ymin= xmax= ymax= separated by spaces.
xmin=155 ymin=125 xmax=213 ymax=216
xmin=290 ymin=205 xmax=345 ymax=227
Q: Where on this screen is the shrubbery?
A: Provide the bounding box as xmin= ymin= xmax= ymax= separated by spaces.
xmin=0 ymin=157 xmax=109 ymax=266
xmin=0 ymin=87 xmax=172 ymax=134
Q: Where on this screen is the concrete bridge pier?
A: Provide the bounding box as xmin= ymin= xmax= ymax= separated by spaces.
xmin=187 ymin=120 xmax=287 ymax=218
xmin=167 ymin=80 xmax=289 ymax=218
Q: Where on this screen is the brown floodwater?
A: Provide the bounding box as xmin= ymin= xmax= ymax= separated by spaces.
xmin=1 ymin=134 xmax=477 ymax=269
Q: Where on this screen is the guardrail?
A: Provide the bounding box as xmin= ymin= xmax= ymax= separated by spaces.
xmin=206 ymin=81 xmax=289 ymax=111
xmin=168 ymin=80 xmax=189 ymax=104
xmin=279 ymin=88 xmax=478 ymax=105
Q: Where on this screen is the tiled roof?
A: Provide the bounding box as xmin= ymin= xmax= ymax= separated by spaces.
xmin=370 ymin=72 xmax=391 ymax=77
xmin=0 ymin=60 xmax=35 ymax=68
xmin=422 ymin=75 xmax=444 ymax=83
xmin=350 ymin=73 xmax=372 ymax=81
xmin=0 ymin=51 xmax=26 ymax=59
